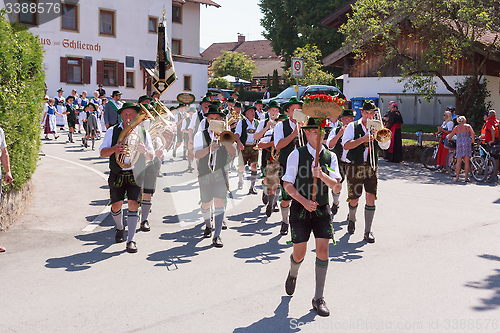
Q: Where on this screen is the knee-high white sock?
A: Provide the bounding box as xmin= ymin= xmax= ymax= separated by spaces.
xmin=314 ymin=257 xmax=328 ymax=300
xmin=365 ymin=205 xmax=375 ymax=233
xmin=348 ymin=203 xmax=358 ymax=222
xmin=111 ymin=208 xmax=123 ymax=230
xmin=213 ymin=207 xmax=224 ymax=238
xmin=127 ymin=210 xmax=139 ymax=242
xmin=141 ymin=200 xmax=152 ymax=223
xmin=201 ymin=206 xmax=212 ymax=228
xmin=289 ymin=253 xmax=303 ymax=278
xmin=250 ymin=171 xmax=257 ymax=188
xmin=332 ymin=192 xmax=340 ymax=206
xmin=281 ymin=204 xmax=290 ymax=224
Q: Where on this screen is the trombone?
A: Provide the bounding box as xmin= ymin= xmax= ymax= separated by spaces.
xmin=366 ymin=109 xmax=392 ymax=168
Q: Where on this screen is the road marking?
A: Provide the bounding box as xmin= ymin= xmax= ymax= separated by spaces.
xmin=45 ymin=155 xmax=109 ymax=231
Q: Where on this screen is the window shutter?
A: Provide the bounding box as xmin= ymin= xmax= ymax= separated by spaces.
xmin=117 ymin=62 xmax=124 ymax=86
xmin=83 ymin=59 xmax=91 ymax=84
xmin=60 ymin=57 xmax=68 ymax=83
xmin=97 ymin=60 xmax=104 ymax=85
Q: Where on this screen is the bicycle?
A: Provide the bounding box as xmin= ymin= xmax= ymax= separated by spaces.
xmin=421 ymin=134 xmax=443 ymax=171
xmin=471 ymin=142 xmax=497 ymax=182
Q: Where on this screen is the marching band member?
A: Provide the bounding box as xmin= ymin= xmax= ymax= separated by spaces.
xmin=283 ymin=117 xmax=341 ymax=317
xmin=193 ymin=106 xmax=236 ymax=247
xmin=235 ymin=105 xmax=260 ymax=193
xmin=188 ymin=97 xmax=211 ymax=145
xmin=254 ymin=100 xmax=266 ymax=121
xmin=78 ymin=91 xmax=89 ymax=134
xmin=99 ymin=102 xmax=154 ymax=253
xmin=341 ymin=100 xmax=390 ymax=243
xmin=173 ymin=103 xmax=188 ymax=158
xmin=273 ymin=96 xmax=303 ymax=235
xmin=255 ymin=100 xmax=281 ymax=205
xmin=326 ymin=108 xmax=355 ymax=215
xmin=185 ymin=106 xmax=196 ymax=172
xmin=224 ymin=97 xmax=236 ymax=115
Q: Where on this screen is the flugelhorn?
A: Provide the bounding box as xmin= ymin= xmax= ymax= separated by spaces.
xmin=115 ymin=104 xmax=154 ymax=169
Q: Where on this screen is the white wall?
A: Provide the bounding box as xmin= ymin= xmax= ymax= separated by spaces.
xmin=485 ymin=76 xmax=500 ymax=112
xmin=171 ymin=2 xmax=200 ymax=57
xmin=1 ymin=0 xmax=205 ymax=102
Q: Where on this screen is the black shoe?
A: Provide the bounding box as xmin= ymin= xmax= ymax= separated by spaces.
xmin=273 ymin=204 xmax=279 ymax=212
xmin=212 ymin=236 xmax=223 ymax=248
xmin=115 ymin=229 xmax=125 ymax=243
xmin=262 ymin=192 xmax=268 ymax=205
xmin=347 ymin=220 xmax=355 ymax=234
xmin=248 ymin=187 xmax=257 ymax=195
xmin=140 ymin=220 xmax=150 ymax=232
xmin=280 ymin=222 xmax=288 ymax=235
xmin=330 ymin=203 xmax=339 ymax=215
xmin=312 ymin=297 xmax=330 ymax=317
xmin=285 ymin=272 xmax=297 ymax=295
xmin=364 ymin=231 xmax=375 ymax=243
xmin=204 ymin=227 xmax=212 ymax=238
xmin=126 ymin=241 xmax=138 ymax=253
xmin=238 ymin=181 xmax=243 ymax=190
xmin=222 ymin=219 xmax=227 ymax=230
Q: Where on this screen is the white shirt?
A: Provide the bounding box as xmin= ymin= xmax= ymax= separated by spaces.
xmin=273 ymin=119 xmax=297 ymax=148
xmin=326 ymin=125 xmax=349 ymax=163
xmin=189 ymin=112 xmax=204 ymax=133
xmin=282 ymin=143 xmax=341 ymax=184
xmin=99 ymin=123 xmax=154 ymax=171
xmin=175 ymin=112 xmax=188 ymax=130
xmin=193 ymin=129 xmax=215 ymax=155
xmin=255 ymin=110 xmax=266 ymax=121
xmin=235 ymin=118 xmax=258 ymax=144
xmin=110 ymin=99 xmax=123 ymax=110
xmin=441 ymin=120 xmax=453 ymax=131
xmin=259 ymin=128 xmax=274 ymax=144
xmin=342 ymin=120 xmax=391 ymax=162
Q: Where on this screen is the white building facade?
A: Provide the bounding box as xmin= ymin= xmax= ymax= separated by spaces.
xmin=3 ymin=0 xmax=218 ymax=103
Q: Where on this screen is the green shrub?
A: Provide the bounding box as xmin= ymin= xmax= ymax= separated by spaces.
xmin=0 ymin=10 xmax=45 ymax=192
xmin=208 ymin=77 xmax=231 ymax=89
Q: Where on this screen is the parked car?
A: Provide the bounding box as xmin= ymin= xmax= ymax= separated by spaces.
xmin=262 ymin=85 xmax=345 ymax=106
xmin=207 ymin=88 xmax=233 ymax=101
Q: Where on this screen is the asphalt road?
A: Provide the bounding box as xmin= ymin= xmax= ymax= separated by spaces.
xmin=1 ymin=130 xmax=500 ymax=333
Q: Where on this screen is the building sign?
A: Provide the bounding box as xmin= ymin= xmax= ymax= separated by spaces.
xmin=177 ymin=93 xmax=196 ymax=104
xmin=37 ymin=37 xmax=102 ymax=52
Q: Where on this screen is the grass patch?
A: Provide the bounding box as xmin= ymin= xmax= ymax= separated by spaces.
xmin=402 ymin=139 xmax=436 ymax=147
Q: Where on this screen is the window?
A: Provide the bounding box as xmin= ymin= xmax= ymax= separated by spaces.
xmin=171 ymin=39 xmax=181 ymax=55
xmin=99 ymin=9 xmax=114 ymax=36
xmin=126 ymin=72 xmax=134 ymax=88
xmin=61 ymin=3 xmax=78 ymax=31
xmin=172 ymin=5 xmax=181 ymax=23
xmin=67 ymin=58 xmax=82 ymax=84
xmin=184 ymin=75 xmax=192 ymax=91
xmin=103 ymin=61 xmax=116 ymax=86
xmin=148 ymin=16 xmax=157 ymax=33
xmin=125 ymin=56 xmax=134 ymax=68
xmin=19 ymin=0 xmax=37 ymax=25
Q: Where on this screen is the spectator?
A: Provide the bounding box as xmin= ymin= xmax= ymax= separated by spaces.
xmin=54 ymin=88 xmax=66 ymax=130
xmin=97 ymin=84 xmax=106 ymax=98
xmin=0 ymin=126 xmax=13 ymax=253
xmin=436 ymin=110 xmax=454 ymax=171
xmin=480 ymin=110 xmax=499 ymax=180
xmin=448 ymin=116 xmax=475 ymax=182
xmin=383 ymin=101 xmax=404 ymax=163
xmin=78 ymin=91 xmax=89 ymax=134
xmin=262 ymin=87 xmax=270 ymax=99
xmin=41 ymin=98 xmax=61 ymax=140
xmin=104 ymin=91 xmax=123 ymax=129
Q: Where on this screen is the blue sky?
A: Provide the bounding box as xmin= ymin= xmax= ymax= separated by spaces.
xmin=199 ymin=0 xmax=265 ymax=49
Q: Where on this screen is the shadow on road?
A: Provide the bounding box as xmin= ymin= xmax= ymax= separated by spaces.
xmin=233 ymin=296 xmax=317 ymax=332
xmin=45 ymin=227 xmax=122 ymax=272
xmin=234 ymin=234 xmax=290 ymax=264
xmin=329 ymin=233 xmax=366 ymax=263
xmin=466 ymin=254 xmax=500 ymax=311
xmin=147 ymin=223 xmax=211 ymax=268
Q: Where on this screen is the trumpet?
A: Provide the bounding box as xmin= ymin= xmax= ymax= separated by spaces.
xmin=366 ymin=109 xmax=392 ymax=168
xmin=207 ymin=120 xmax=237 ymax=172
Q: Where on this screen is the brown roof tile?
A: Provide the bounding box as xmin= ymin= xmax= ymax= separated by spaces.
xmin=201 ymin=40 xmax=280 ymax=61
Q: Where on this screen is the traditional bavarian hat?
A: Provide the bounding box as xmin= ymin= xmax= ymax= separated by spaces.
xmin=117 ymin=102 xmax=140 ymax=114
xmin=361 ymin=100 xmax=378 ymax=111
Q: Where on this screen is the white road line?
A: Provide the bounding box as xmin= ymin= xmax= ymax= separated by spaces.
xmin=45 ymin=154 xmax=109 ymax=231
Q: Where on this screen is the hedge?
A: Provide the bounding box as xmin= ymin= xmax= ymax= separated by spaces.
xmin=0 ymin=10 xmax=45 ymax=192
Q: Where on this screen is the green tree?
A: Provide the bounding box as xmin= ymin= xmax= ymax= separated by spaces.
xmin=259 ymin=0 xmax=348 ymax=65
xmin=0 ymin=10 xmax=45 ymax=192
xmin=208 ymin=77 xmax=232 ymax=89
xmin=271 ymin=69 xmax=280 ymax=92
xmin=340 ymin=0 xmax=500 ymax=115
xmin=283 ymin=44 xmax=335 ymax=86
xmin=266 ymin=74 xmax=271 ymax=89
xmin=211 ymin=51 xmax=258 ymax=81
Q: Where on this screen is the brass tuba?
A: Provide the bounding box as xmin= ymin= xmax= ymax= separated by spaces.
xmin=115 ymin=104 xmax=154 ymax=169
xmin=226 ymin=108 xmax=241 ymax=127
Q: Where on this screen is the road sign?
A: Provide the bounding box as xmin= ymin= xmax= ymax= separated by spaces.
xmin=291 ymin=57 xmax=304 ymax=78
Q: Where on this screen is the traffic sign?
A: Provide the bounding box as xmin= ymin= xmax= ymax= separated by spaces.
xmin=291 ymin=57 xmax=304 ymax=78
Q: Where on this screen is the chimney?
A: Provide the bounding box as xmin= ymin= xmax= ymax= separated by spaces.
xmin=237 ymin=34 xmax=245 ymax=44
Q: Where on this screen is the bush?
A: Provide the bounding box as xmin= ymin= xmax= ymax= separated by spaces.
xmin=455 ymin=77 xmax=492 ymax=131
xmin=208 ymin=77 xmax=231 ymax=89
xmin=0 ymin=10 xmax=45 ymax=192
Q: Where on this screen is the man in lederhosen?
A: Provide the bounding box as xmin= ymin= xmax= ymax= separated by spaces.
xmin=235 ymin=105 xmax=260 ymax=194
xmin=188 ymin=97 xmax=211 ymax=145
xmin=254 ymin=99 xmax=266 ymax=121
xmin=273 ymin=96 xmax=303 ymax=235
xmin=100 ymin=102 xmax=154 ymax=253
xmin=282 ymin=117 xmax=341 ymax=317
xmin=326 ymin=108 xmax=355 ymax=216
xmin=255 ymin=100 xmax=280 ymax=205
xmin=193 ymin=106 xmax=236 ymax=247
xmin=173 ymin=103 xmax=188 ymax=158
xmin=342 ymin=100 xmax=390 ymax=243
xmin=104 ymin=90 xmax=123 ymax=129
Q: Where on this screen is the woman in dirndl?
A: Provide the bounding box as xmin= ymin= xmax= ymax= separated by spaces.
xmin=42 ymin=98 xmax=61 ymax=140
xmin=436 ymin=110 xmax=454 ymax=171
